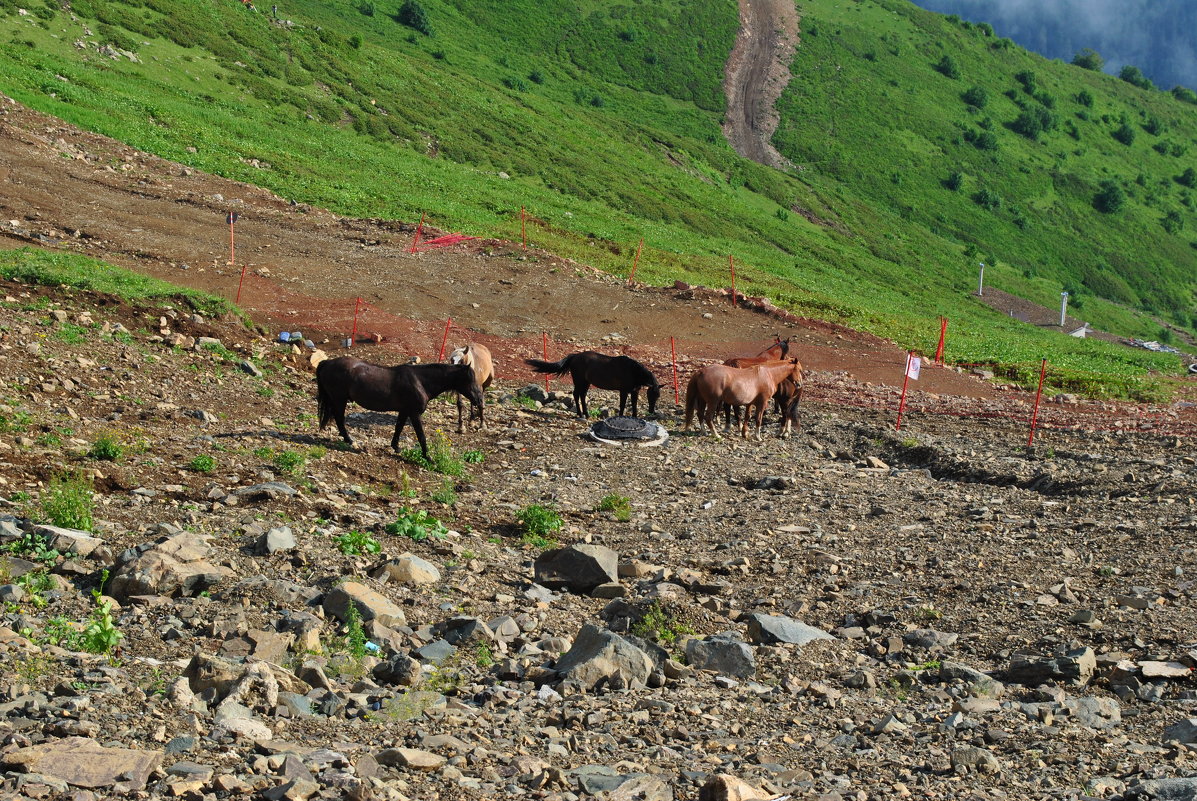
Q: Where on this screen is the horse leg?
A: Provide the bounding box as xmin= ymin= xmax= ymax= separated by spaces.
xmin=755 ymin=400 xmax=766 ymax=441
xmin=574 ymin=384 xmax=589 ymax=418
xmin=456 ymin=393 xmax=465 ymax=434
xmin=391 ymin=414 xmax=408 ymax=452
xmin=410 ymin=413 xmax=430 ymax=460
xmin=333 ymin=402 xmax=353 ymax=446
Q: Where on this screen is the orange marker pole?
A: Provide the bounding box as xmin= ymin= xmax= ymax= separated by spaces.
xmin=542 ymin=332 xmax=550 ymax=394
xmin=895 ymin=352 xmax=913 ymax=431
xmin=1028 ymin=358 xmax=1048 ymax=446
xmin=935 ymin=317 xmax=948 ymax=364
xmin=229 ymin=218 xmax=236 ymax=265
xmin=350 ymin=298 xmax=362 ymax=346
xmin=670 ymin=336 xmax=680 ymax=405
xmin=235 ymin=264 xmax=248 ymax=304
xmin=410 ymin=213 xmax=426 ymax=254
xmin=520 ymin=206 xmax=527 ymax=251
xmin=438 ymin=318 xmax=452 ymax=361
xmin=628 ymin=238 xmax=644 ymax=284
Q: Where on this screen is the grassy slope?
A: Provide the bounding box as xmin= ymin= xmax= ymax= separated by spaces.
xmin=0 ymin=0 xmax=1190 ymax=398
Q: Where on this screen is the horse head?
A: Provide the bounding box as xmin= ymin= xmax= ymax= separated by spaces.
xmin=646 ymin=382 xmax=661 ymax=415
xmin=448 ymin=345 xmax=468 ymax=365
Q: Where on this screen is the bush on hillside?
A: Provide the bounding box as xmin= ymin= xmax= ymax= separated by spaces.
xmin=1010 ymin=106 xmax=1055 ymax=140
xmin=1177 ymin=167 xmax=1197 ymax=188
xmin=961 ymin=86 xmax=987 ymax=109
xmin=1093 ymin=180 xmax=1126 ymax=214
xmin=1112 ymin=123 xmax=1136 ymax=146
xmin=1119 ymin=65 xmax=1154 ymax=90
xmin=972 ymin=188 xmax=1001 ymax=210
xmin=396 ymin=0 xmax=432 ymax=36
xmin=1162 ymin=210 xmax=1184 ymax=234
xmin=1172 ymin=85 xmax=1197 ymax=105
xmin=1015 ymin=70 xmax=1037 ymax=95
xmin=935 ymin=55 xmax=960 ymax=79
xmin=1076 ymin=89 xmax=1094 ymax=107
xmin=1143 ymin=115 xmax=1164 ymax=136
xmin=1071 ymin=48 xmax=1104 ymax=71
xmin=963 ymin=129 xmax=998 ymax=151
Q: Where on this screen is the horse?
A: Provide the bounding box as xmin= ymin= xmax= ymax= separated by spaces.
xmin=721 ymin=355 xmax=804 ymax=433
xmin=525 ymin=351 xmax=660 ymax=418
xmin=684 ymin=358 xmax=801 ymax=440
xmin=447 ymin=342 xmax=494 ymax=431
xmin=315 ymin=357 xmax=484 ymax=460
xmin=750 ymin=333 xmax=794 ymax=361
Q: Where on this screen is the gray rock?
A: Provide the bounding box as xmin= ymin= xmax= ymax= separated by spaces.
xmin=1122 ymin=778 xmax=1197 ymax=800
xmin=609 ymin=774 xmax=674 ymax=801
xmin=277 ymin=692 xmax=315 ymax=718
xmin=373 ymin=653 xmax=422 ymax=686
xmin=1163 ymin=718 xmax=1197 ymax=743
xmin=374 ymin=748 xmax=445 ymax=771
xmin=108 ymin=531 xmax=232 ymax=601
xmin=903 ymin=628 xmax=959 ymax=649
xmin=534 ymin=544 xmax=619 ymax=594
xmin=554 ymin=623 xmax=654 ymax=691
xmin=0 ymin=583 xmax=24 ymax=603
xmin=257 ymin=526 xmax=296 ymax=555
xmin=231 ymin=482 xmax=297 ymax=501
xmin=572 ymin=764 xmax=627 ymax=794
xmin=1006 ymin=647 xmax=1096 ymax=686
xmin=414 ymin=639 xmax=456 ymax=664
xmin=1065 ymin=695 xmax=1121 ymax=729
xmin=434 ymin=616 xmax=492 ymax=645
xmin=686 ymin=632 xmax=756 ymax=679
xmin=238 ymin=359 xmax=263 ymax=377
xmin=322 ymin=581 xmax=405 ymax=628
xmin=950 ymin=746 xmax=1001 ymax=774
xmin=746 ymin=613 xmax=834 ymax=646
xmin=372 ymin=553 xmax=440 ymax=585
xmin=32 ymin=524 xmax=103 ymax=557
xmin=0 ymin=736 xmax=163 ymax=791
xmin=939 ymin=661 xmax=1005 ymax=698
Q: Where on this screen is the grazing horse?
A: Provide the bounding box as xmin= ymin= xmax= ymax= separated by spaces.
xmin=721 ymin=355 xmax=804 ymax=433
xmin=316 ymin=357 xmax=483 ymax=460
xmin=684 ymin=358 xmax=801 ymax=440
xmin=525 ymin=351 xmax=660 ymax=418
xmin=447 ymin=343 xmax=494 ymax=431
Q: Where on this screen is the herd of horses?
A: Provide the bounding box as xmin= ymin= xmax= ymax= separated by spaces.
xmin=315 ymin=335 xmax=803 ymax=459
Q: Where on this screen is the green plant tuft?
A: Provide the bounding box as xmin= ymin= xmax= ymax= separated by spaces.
xmin=384 ymin=507 xmax=448 ymax=542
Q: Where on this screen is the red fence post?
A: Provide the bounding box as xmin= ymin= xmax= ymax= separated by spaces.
xmin=895 ymin=351 xmax=913 ymax=431
xmin=520 ymin=206 xmax=527 ymax=251
xmin=670 ymin=336 xmax=680 ymax=405
xmin=235 ymin=264 xmax=248 ymax=305
xmin=542 ymin=332 xmax=550 ymax=394
xmin=437 ymin=318 xmax=452 ymax=361
xmin=729 ymin=255 xmax=737 ymax=307
xmin=350 ymin=298 xmax=362 ymax=347
xmin=229 ymin=216 xmax=236 ymax=266
xmin=410 ymin=213 xmax=426 ymax=254
xmin=628 ymin=238 xmax=644 ymax=284
xmin=935 ymin=317 xmax=948 ymax=365
xmin=1028 ymin=358 xmax=1048 ymax=446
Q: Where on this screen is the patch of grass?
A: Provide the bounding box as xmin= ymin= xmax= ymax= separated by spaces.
xmin=333 ymin=529 xmax=380 ymax=556
xmin=54 ymin=322 xmax=89 ymax=345
xmin=461 ymin=449 xmax=485 ymax=464
xmin=399 ymin=431 xmax=466 ymax=476
xmin=384 ymin=507 xmax=449 ymax=542
xmin=630 ymin=601 xmax=695 ymax=647
xmin=187 ymin=454 xmax=216 ymax=473
xmin=516 ymin=503 xmax=562 ymax=548
xmin=2 ymin=530 xmax=60 ymax=565
xmin=273 ymin=449 xmax=306 ymax=476
xmin=429 ymin=479 xmax=457 ymax=506
xmin=514 ymin=395 xmax=540 ymax=411
xmin=0 ymin=407 xmax=32 ymax=433
xmin=40 ymin=470 xmax=94 ymax=531
xmin=87 ymin=433 xmax=123 ymax=462
xmin=596 ymin=493 xmax=632 ymax=521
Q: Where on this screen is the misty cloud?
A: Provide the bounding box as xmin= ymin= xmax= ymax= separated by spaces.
xmin=912 ymin=0 xmax=1197 ymax=89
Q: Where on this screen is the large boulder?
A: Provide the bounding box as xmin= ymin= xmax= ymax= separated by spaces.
xmin=323 ymin=581 xmax=405 ymax=628
xmin=1006 ymin=647 xmax=1096 ymax=687
xmin=1 ymin=737 xmax=162 ymax=791
xmin=1164 ymin=718 xmax=1197 ymax=743
xmin=1121 ymin=778 xmax=1197 ymax=800
xmin=534 ymin=545 xmax=619 ymax=594
xmin=686 ymin=632 xmax=756 ymax=679
xmin=553 ymin=623 xmax=654 ymax=691
xmin=372 ymin=553 xmax=441 ymax=585
xmin=746 ymin=613 xmax=834 ymax=646
xmin=108 ymin=531 xmax=231 ymax=601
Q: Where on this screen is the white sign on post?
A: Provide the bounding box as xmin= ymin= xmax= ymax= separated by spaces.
xmin=906 ymin=356 xmax=921 ymax=381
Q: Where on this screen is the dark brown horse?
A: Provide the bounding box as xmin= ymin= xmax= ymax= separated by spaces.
xmin=525 ymin=351 xmax=660 ymax=418
xmin=316 ymin=357 xmax=483 ymax=459
xmin=684 ymin=358 xmax=801 ymax=440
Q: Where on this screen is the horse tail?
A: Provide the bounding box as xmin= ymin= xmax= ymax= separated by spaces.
xmin=683 ymin=373 xmax=700 ymax=430
xmin=315 ymin=359 xmax=335 ymax=430
xmin=525 ymin=355 xmax=574 ymax=376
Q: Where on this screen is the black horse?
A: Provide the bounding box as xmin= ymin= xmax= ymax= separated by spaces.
xmin=525 ymin=351 xmax=660 ymax=418
xmin=316 ymin=357 xmax=484 ymax=459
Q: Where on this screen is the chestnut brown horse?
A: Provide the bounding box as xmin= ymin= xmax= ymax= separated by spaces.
xmin=316 ymin=357 xmax=483 ymax=459
xmin=721 ymin=355 xmax=804 ymax=434
xmin=684 ymin=358 xmax=802 ymax=440
xmin=447 ymin=342 xmax=493 ymax=431
xmin=526 ymin=351 xmax=660 ymax=418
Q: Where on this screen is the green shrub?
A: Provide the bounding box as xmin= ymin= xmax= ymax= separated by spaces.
xmin=961 ymin=86 xmax=987 ymax=108
xmin=188 ymin=454 xmax=216 ymax=473
xmin=596 ymin=493 xmax=631 ymax=522
xmin=1162 ymin=210 xmax=1184 ymax=234
xmin=935 ymin=55 xmax=960 ymax=79
xmin=399 ymin=431 xmax=465 ymax=475
xmin=396 ymin=0 xmax=432 ymax=36
xmin=516 ymin=503 xmax=562 ymax=547
xmin=972 ymin=188 xmax=1001 ymax=210
xmin=630 ymin=601 xmax=694 ymax=646
xmin=1172 ymin=85 xmax=1197 ymax=105
xmin=41 ymin=471 xmax=93 ymax=531
xmin=273 ymin=449 xmax=306 ymax=475
xmin=462 ymin=449 xmax=485 ymax=464
xmin=2 ymin=531 xmax=60 ymax=564
xmin=430 ymin=479 xmax=457 ymax=506
xmin=1071 ymin=48 xmax=1104 ymax=71
xmin=1112 ymin=123 xmax=1136 ymax=146
xmin=1119 ymin=64 xmax=1154 ymax=90
xmin=384 ymin=507 xmax=448 ymax=542
xmin=1077 ymin=89 xmax=1094 ymax=107
xmin=87 ymin=434 xmax=123 ymax=462
xmin=333 ymin=529 xmax=381 ymax=555
xmin=1178 ymin=168 xmax=1197 ymax=188
xmin=1093 ymin=180 xmax=1126 ymax=214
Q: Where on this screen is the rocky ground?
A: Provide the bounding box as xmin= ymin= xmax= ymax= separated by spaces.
xmin=0 ymin=278 xmax=1196 ymax=801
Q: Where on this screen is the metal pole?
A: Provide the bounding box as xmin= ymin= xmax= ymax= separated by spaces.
xmin=977 ymin=262 xmax=985 ymax=296
xmin=410 ymin=213 xmax=425 ymax=254
xmin=670 ymin=336 xmax=680 ymax=405
xmin=934 ymin=317 xmax=948 ymax=364
xmin=542 ymin=332 xmax=550 ymax=394
xmin=1059 ymin=292 xmax=1069 ymax=327
xmin=729 ymin=255 xmax=737 ymax=306
xmin=896 ymin=352 xmax=913 ymax=431
xmin=628 ymin=238 xmax=644 ymax=284
xmin=235 ymin=264 xmax=247 ymax=305
xmin=1028 ymin=358 xmax=1048 ymax=446
xmin=520 ymin=206 xmax=526 ymax=251
xmin=350 ymin=298 xmax=362 ymax=346
xmin=229 ymin=218 xmax=236 ymax=266
xmin=437 ymin=318 xmax=452 ymax=361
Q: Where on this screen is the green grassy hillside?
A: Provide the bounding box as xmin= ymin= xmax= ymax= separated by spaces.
xmin=0 ymin=0 xmax=1192 ymax=397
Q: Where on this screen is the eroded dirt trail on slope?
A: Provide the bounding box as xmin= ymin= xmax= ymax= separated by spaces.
xmin=721 ymin=0 xmax=799 ymax=169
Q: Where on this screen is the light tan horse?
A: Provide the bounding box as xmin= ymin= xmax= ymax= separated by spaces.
xmin=684 ymin=358 xmax=801 ymax=440
xmin=447 ymin=343 xmax=493 ymax=431
xmin=720 ymin=356 xmax=803 ymax=435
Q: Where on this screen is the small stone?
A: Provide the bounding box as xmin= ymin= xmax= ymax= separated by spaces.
xmin=374 ymin=748 xmax=446 ymax=771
